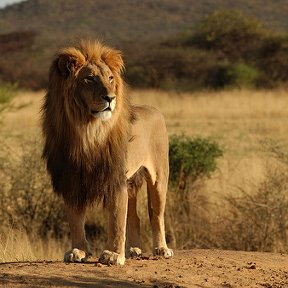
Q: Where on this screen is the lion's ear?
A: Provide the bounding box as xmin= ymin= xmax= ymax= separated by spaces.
xmin=102 ymin=49 xmax=124 ymax=74
xmin=57 ymin=49 xmax=85 ymax=77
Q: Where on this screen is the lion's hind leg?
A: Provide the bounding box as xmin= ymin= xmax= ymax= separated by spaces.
xmin=146 ymin=171 xmax=174 ymax=258
xmin=126 ymin=169 xmax=145 ymax=258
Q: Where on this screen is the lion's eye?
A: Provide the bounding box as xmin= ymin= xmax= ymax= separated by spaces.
xmin=109 ymin=76 xmax=114 ymax=83
xmin=86 ymin=76 xmax=94 ymax=82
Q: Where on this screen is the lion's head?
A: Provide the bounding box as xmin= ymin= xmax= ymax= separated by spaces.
xmin=43 ymin=40 xmax=133 ymax=160
xmin=42 ymin=40 xmax=133 ymax=207
xmin=51 ymin=40 xmax=126 ymax=123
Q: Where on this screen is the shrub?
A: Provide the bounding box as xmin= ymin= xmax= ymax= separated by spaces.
xmin=0 ymin=140 xmax=68 ymax=239
xmin=217 ymin=142 xmax=288 ymax=252
xmin=169 ymin=135 xmax=223 ymax=187
xmin=221 ymin=63 xmax=259 ymax=88
xmin=222 ymin=167 xmax=288 ymax=252
xmin=166 ymin=135 xmax=223 ymax=248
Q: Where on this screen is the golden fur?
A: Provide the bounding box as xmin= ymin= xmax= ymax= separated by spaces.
xmin=41 ymin=40 xmax=173 ymax=265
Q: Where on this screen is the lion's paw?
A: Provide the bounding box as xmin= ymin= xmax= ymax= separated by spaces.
xmin=64 ymin=248 xmax=89 ymax=263
xmin=154 ymin=247 xmax=174 ymax=258
xmin=98 ymin=250 xmax=125 ymax=265
xmin=129 ymin=247 xmax=142 ymax=258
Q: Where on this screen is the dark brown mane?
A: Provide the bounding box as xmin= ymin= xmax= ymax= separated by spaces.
xmin=41 ymin=40 xmax=133 ymax=208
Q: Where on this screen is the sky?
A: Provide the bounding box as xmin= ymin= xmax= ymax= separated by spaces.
xmin=0 ymin=0 xmax=25 ymax=8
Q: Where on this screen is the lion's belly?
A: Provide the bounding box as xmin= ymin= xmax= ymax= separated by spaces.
xmin=126 ymin=138 xmax=149 ymax=179
xmin=126 ymin=105 xmax=164 ymax=183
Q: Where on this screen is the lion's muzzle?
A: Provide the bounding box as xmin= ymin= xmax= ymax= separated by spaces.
xmin=91 ymin=94 xmax=116 ymax=121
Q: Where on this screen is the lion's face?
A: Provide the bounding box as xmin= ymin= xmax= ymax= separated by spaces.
xmin=75 ymin=62 xmax=117 ymax=121
xmin=55 ymin=41 xmax=125 ymax=122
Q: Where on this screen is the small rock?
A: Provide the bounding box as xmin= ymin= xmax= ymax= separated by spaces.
xmin=246 ymin=262 xmax=256 ymax=269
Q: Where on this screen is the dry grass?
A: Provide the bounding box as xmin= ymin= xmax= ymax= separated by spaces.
xmin=0 ymin=228 xmax=66 ymax=262
xmin=5 ymin=88 xmax=288 ymax=154
xmin=1 ymin=88 xmax=288 ymax=260
xmin=131 ymin=89 xmax=288 ymax=150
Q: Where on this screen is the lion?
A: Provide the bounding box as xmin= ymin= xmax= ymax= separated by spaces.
xmin=41 ymin=40 xmax=173 ymax=265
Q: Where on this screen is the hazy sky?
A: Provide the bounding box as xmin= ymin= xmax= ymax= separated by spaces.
xmin=0 ymin=0 xmax=25 ymax=8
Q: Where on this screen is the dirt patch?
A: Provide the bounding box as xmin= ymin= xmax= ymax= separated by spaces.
xmin=0 ymin=249 xmax=287 ymax=287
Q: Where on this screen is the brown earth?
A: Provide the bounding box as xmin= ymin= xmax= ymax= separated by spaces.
xmin=0 ymin=249 xmax=287 ymax=288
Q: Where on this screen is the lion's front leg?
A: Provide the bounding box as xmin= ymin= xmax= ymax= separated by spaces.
xmin=64 ymin=203 xmax=91 ymax=263
xmin=99 ymin=188 xmax=128 ymax=265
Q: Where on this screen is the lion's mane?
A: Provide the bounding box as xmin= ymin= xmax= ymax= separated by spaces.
xmin=42 ymin=40 xmax=134 ymax=209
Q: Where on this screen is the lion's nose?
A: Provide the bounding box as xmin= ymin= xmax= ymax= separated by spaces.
xmin=102 ymin=95 xmax=115 ymax=103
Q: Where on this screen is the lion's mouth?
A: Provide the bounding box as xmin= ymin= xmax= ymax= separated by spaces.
xmin=90 ymin=107 xmax=113 ymax=121
xmin=90 ymin=97 xmax=116 ymax=121
xmin=91 ymin=106 xmax=111 ymax=115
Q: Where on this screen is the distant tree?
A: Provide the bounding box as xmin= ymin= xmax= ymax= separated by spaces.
xmin=187 ymin=9 xmax=267 ymax=61
xmin=257 ymin=35 xmax=288 ymax=87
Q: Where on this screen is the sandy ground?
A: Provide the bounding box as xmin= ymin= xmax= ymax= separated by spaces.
xmin=0 ymin=249 xmax=287 ymax=288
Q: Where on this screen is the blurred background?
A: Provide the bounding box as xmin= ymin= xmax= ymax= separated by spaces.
xmin=0 ymin=0 xmax=288 ymax=261
xmin=1 ymin=0 xmax=288 ymax=90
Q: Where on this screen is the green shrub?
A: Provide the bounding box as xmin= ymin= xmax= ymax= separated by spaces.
xmin=222 ymin=63 xmax=259 ymax=88
xmin=169 ymin=135 xmax=223 ymax=187
xmin=166 ymin=135 xmax=223 ymax=249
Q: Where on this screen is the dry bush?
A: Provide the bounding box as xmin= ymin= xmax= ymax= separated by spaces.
xmin=166 ymin=180 xmax=216 ymax=249
xmin=0 ymin=140 xmax=68 ymax=240
xmin=166 ymin=159 xmax=288 ymax=253
xmin=0 ymin=139 xmax=71 ymax=261
xmin=0 ymin=228 xmax=67 ymax=262
xmin=219 ymin=166 xmax=288 ymax=252
xmin=0 ymin=228 xmax=40 ymax=262
xmin=212 ymin=141 xmax=288 ymax=252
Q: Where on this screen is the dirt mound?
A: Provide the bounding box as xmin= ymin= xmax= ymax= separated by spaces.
xmin=0 ymin=249 xmax=287 ymax=287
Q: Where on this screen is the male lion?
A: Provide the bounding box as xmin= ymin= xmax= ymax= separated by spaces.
xmin=41 ymin=40 xmax=173 ymax=265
